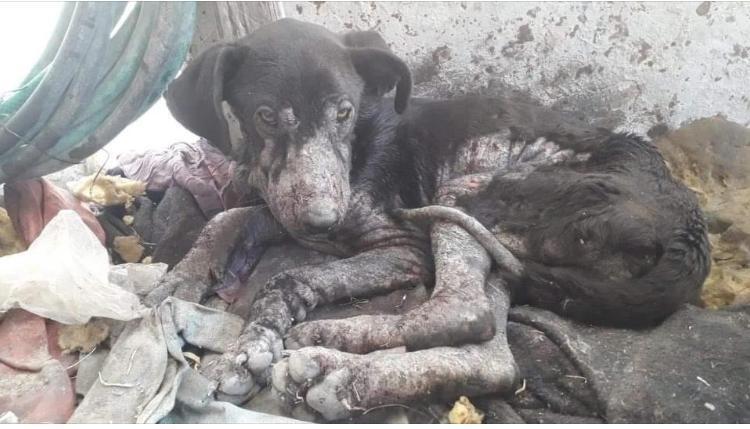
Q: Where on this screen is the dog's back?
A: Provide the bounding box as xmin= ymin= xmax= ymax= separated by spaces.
xmin=377 ymin=95 xmax=711 ymax=327
xmin=466 ymin=130 xmax=709 ymax=327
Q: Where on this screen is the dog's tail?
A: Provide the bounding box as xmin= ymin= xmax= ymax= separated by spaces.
xmin=395 ymin=206 xmax=711 ymax=328
xmin=393 ymin=206 xmax=523 ymax=276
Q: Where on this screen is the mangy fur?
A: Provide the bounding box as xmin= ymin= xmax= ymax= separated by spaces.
xmin=163 ymin=18 xmax=711 ymax=409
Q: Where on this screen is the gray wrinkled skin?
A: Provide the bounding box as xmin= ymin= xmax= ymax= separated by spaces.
xmin=250 ymin=112 xmax=355 ymax=240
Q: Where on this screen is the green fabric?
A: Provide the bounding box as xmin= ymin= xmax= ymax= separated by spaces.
xmin=0 ymin=3 xmax=100 ymax=156
xmin=45 ymin=4 xmax=158 ymax=157
xmin=19 ymin=3 xmax=77 ymax=88
xmin=0 ymin=1 xmax=196 ymax=183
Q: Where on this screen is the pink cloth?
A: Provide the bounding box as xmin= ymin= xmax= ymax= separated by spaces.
xmin=117 ymin=139 xmax=240 ymax=216
xmin=4 ymin=178 xmax=106 ymax=246
xmin=0 ymin=310 xmax=76 ymax=423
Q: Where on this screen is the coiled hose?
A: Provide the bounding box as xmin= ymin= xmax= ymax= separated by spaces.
xmin=0 ymin=2 xmax=196 ymax=183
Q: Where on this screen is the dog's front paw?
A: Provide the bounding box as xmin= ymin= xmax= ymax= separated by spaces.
xmin=272 ymin=338 xmax=520 ymax=422
xmin=202 ymin=322 xmax=284 ymax=403
xmin=272 ymin=347 xmax=361 ymax=421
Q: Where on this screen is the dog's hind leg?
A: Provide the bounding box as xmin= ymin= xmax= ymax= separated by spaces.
xmin=272 ymin=275 xmax=520 ymax=421
xmin=400 ymin=219 xmax=498 ymax=349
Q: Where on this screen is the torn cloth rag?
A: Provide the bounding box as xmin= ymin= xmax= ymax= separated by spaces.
xmin=69 ymin=297 xmax=302 ymax=423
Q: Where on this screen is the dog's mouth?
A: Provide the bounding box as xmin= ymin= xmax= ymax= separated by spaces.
xmin=297 ymin=226 xmax=339 ymax=242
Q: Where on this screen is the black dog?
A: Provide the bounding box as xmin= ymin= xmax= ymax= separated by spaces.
xmin=164 ymin=18 xmax=710 ymax=419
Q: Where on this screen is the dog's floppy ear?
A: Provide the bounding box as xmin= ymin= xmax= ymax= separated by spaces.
xmin=341 ymin=30 xmax=411 ymax=114
xmin=165 ymin=43 xmax=242 ymax=156
xmin=340 ymin=30 xmax=390 ymax=51
xmin=348 ymin=48 xmax=412 ymax=114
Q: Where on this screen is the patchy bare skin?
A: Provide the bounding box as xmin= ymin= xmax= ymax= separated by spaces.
xmin=273 ymin=275 xmax=519 ymax=421
xmin=286 ymin=220 xmax=497 ymax=354
xmin=200 ymin=196 xmax=432 ymax=400
xmin=284 ymin=175 xmax=513 ymax=355
xmin=179 ymin=109 xmax=624 ymax=409
xmin=226 ymin=129 xmax=579 ymax=407
xmin=161 ymin=20 xmax=540 ymax=405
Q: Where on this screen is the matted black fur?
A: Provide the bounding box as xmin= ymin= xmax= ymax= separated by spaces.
xmin=357 ymin=95 xmax=710 ymax=327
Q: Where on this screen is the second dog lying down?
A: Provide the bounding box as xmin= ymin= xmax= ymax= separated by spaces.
xmin=158 ymin=18 xmax=711 ymax=419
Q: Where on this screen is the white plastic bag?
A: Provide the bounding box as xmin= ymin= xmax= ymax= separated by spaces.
xmin=0 ymin=210 xmax=145 ymax=324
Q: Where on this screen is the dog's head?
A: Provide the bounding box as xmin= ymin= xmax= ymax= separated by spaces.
xmin=165 ymin=18 xmax=411 ymax=237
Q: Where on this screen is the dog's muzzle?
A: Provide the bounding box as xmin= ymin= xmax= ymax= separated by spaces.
xmin=300 ymin=200 xmax=341 ymax=234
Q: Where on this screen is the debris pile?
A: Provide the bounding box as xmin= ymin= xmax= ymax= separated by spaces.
xmin=655 ymin=117 xmax=750 ymax=308
xmin=0 ymin=139 xmax=290 ymax=423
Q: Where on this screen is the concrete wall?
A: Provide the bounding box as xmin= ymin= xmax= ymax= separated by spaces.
xmin=286 ymin=1 xmax=750 ymax=135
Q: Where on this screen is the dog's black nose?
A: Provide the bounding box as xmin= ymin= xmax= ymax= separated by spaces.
xmin=302 ymin=201 xmax=340 ymax=233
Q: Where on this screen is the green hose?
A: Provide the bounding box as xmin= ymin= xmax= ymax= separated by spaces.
xmin=27 ymin=3 xmax=159 ymax=174
xmin=0 ymin=1 xmax=196 ymax=183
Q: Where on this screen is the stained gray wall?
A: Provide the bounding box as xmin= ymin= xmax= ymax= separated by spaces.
xmin=286 ymin=1 xmax=750 ymax=135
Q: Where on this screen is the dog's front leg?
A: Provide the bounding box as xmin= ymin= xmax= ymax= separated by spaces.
xmin=144 ymin=206 xmax=283 ymax=307
xmin=272 ymin=275 xmax=520 ymax=421
xmin=287 ymin=176 xmax=504 ymax=354
xmin=201 ymin=244 xmax=431 ymax=402
xmin=287 ymin=217 xmax=500 ymax=354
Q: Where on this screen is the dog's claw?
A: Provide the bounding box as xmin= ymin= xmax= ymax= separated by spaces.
xmin=200 ymin=353 xmax=255 ymax=403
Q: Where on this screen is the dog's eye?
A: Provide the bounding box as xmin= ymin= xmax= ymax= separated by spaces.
xmin=256 ymin=107 xmax=277 ymax=127
xmin=336 ymin=106 xmax=352 ymax=123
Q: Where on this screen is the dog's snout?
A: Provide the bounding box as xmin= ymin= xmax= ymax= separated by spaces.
xmin=301 ymin=201 xmax=340 ymax=233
